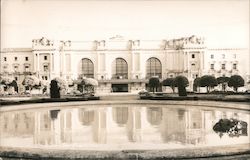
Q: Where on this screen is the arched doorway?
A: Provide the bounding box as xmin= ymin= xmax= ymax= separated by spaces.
xmin=146 ymin=57 xmax=162 ymax=92
xmin=111 ymin=58 xmax=128 ymax=92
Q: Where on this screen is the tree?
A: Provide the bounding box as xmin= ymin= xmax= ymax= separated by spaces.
xmin=82 ymin=78 xmax=98 ymax=94
xmin=162 ymin=78 xmax=175 ymax=93
xmin=74 ymin=77 xmax=98 ymax=94
xmin=217 ymin=76 xmax=230 ymax=92
xmin=175 ymin=76 xmax=188 ymax=96
xmin=22 ymin=76 xmax=41 ymax=92
xmin=200 ymin=75 xmax=218 ymax=93
xmin=50 ymin=80 xmax=60 ymax=98
xmin=193 ymin=77 xmax=201 ymax=92
xmin=228 ymin=75 xmax=245 ymax=92
xmin=148 ymin=76 xmax=160 ymax=93
xmin=53 ymin=77 xmax=67 ymax=91
xmin=0 ymin=77 xmax=15 ymax=93
xmin=174 ymin=76 xmax=189 ymax=87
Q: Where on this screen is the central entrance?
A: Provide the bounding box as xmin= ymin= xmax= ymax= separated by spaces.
xmin=112 ymin=84 xmax=128 ymax=92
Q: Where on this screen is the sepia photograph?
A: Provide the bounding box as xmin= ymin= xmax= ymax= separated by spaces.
xmin=0 ymin=0 xmax=249 ymax=159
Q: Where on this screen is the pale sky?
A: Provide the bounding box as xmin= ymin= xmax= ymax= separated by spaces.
xmin=1 ymin=0 xmax=249 ymax=48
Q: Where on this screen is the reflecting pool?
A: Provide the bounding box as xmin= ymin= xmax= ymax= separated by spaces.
xmin=0 ymin=103 xmax=249 ymax=150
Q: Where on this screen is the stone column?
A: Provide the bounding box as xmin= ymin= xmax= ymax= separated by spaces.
xmin=37 ymin=53 xmax=40 ymax=78
xmin=34 ymin=112 xmax=41 ymax=144
xmin=50 ymin=53 xmax=53 ymax=79
xmin=187 ymin=51 xmax=190 ymax=78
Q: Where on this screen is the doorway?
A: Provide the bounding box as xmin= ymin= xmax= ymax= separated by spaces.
xmin=112 ymin=84 xmax=128 ymax=92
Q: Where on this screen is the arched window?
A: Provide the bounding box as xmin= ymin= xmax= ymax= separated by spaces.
xmin=147 ymin=107 xmax=162 ymax=125
xmin=78 ymin=109 xmax=94 ymax=126
xmin=113 ymin=58 xmax=128 ymax=79
xmin=81 ymin=58 xmax=94 ymax=78
xmin=112 ymin=107 xmax=128 ymax=125
xmin=146 ymin=57 xmax=162 ymax=78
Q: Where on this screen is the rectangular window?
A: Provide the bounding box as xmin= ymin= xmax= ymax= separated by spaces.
xmin=210 ymin=64 xmax=214 ymax=69
xmin=4 ymin=57 xmax=7 ymax=61
xmin=44 ymin=76 xmax=48 ymax=80
xmin=233 ymin=64 xmax=237 ymax=70
xmin=222 ymin=64 xmax=225 ymax=69
xmin=15 ymin=57 xmax=18 ymax=61
xmin=44 ymin=56 xmax=47 ymax=60
xmin=25 ymin=66 xmax=30 ymax=72
xmin=15 ymin=77 xmax=18 ymax=81
xmin=25 ymin=57 xmax=29 ymax=61
xmin=211 ymin=54 xmax=214 ymax=59
xmin=14 ymin=66 xmax=18 ymax=72
xmin=44 ymin=65 xmax=48 ymax=71
xmin=222 ymin=54 xmax=225 ymax=59
xmin=192 ymin=54 xmax=195 ymax=58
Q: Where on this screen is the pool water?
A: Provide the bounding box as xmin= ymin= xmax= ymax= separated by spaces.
xmin=0 ymin=103 xmax=249 ymax=150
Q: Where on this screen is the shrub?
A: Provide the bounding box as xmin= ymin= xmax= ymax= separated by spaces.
xmin=162 ymin=78 xmax=175 ymax=92
xmin=22 ymin=75 xmax=41 ymax=92
xmin=228 ymin=75 xmax=245 ymax=92
xmin=148 ymin=76 xmax=160 ymax=93
xmin=74 ymin=77 xmax=98 ymax=94
xmin=175 ymin=76 xmax=187 ymax=96
xmin=193 ymin=77 xmax=201 ymax=92
xmin=200 ymin=75 xmax=218 ymax=93
xmin=217 ymin=76 xmax=230 ymax=92
xmin=50 ymin=80 xmax=60 ymax=98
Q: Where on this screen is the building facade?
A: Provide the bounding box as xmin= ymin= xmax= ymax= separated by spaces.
xmin=1 ymin=35 xmax=249 ymax=93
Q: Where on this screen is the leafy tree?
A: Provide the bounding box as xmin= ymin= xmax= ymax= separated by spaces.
xmin=193 ymin=77 xmax=201 ymax=92
xmin=50 ymin=80 xmax=60 ymax=98
xmin=148 ymin=76 xmax=160 ymax=93
xmin=74 ymin=77 xmax=98 ymax=94
xmin=200 ymin=75 xmax=218 ymax=93
xmin=162 ymin=78 xmax=175 ymax=92
xmin=174 ymin=76 xmax=189 ymax=87
xmin=22 ymin=75 xmax=41 ymax=92
xmin=175 ymin=76 xmax=188 ymax=96
xmin=0 ymin=77 xmax=14 ymax=89
xmin=53 ymin=77 xmax=67 ymax=91
xmin=217 ymin=76 xmax=230 ymax=92
xmin=0 ymin=77 xmax=17 ymax=93
xmin=228 ymin=75 xmax=245 ymax=92
xmin=82 ymin=78 xmax=98 ymax=94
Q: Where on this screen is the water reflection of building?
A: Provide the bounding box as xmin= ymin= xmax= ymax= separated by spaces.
xmin=0 ymin=112 xmax=34 ymax=136
xmin=3 ymin=106 xmax=248 ymax=147
xmin=160 ymin=108 xmax=205 ymax=145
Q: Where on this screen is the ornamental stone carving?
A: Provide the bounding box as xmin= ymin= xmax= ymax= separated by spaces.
xmin=32 ymin=37 xmax=54 ymax=47
xmin=165 ymin=35 xmax=204 ymax=49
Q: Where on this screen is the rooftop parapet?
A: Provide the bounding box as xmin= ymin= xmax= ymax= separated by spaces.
xmin=32 ymin=37 xmax=58 ymax=50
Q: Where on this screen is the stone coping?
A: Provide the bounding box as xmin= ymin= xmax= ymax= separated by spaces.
xmin=0 ymin=100 xmax=249 ymax=159
xmin=0 ymin=144 xmax=249 ymax=159
xmin=1 ymin=99 xmax=249 ymax=112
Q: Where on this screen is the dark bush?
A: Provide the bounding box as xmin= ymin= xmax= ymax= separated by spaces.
xmin=162 ymin=78 xmax=175 ymax=92
xmin=228 ymin=75 xmax=245 ymax=92
xmin=200 ymin=75 xmax=218 ymax=93
xmin=50 ymin=80 xmax=60 ymax=98
xmin=175 ymin=76 xmax=187 ymax=96
xmin=148 ymin=77 xmax=160 ymax=93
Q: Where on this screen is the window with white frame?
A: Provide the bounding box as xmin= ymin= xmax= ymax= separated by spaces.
xmin=44 ymin=65 xmax=49 ymax=72
xmin=233 ymin=63 xmax=237 ymax=70
xmin=210 ymin=64 xmax=214 ymax=70
xmin=221 ymin=64 xmax=226 ymax=69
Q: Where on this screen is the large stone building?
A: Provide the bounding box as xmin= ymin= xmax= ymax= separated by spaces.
xmin=0 ymin=35 xmax=249 ymax=93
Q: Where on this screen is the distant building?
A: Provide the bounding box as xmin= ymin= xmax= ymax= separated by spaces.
xmin=0 ymin=35 xmax=249 ymax=93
